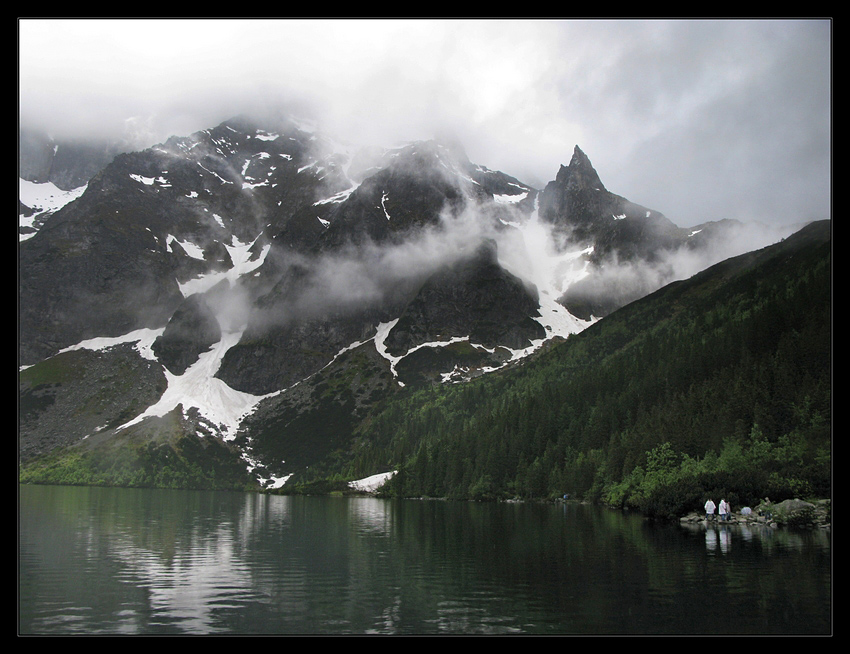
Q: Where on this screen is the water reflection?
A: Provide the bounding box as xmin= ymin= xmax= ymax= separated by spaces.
xmin=19 ymin=486 xmax=832 ymax=635
xmin=680 ymin=518 xmax=831 ymax=556
xmin=700 ymin=524 xmax=733 ymax=553
xmin=348 ymin=497 xmax=394 ymax=537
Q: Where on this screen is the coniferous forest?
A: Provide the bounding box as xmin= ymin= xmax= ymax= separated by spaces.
xmin=304 ymin=220 xmax=831 ymax=518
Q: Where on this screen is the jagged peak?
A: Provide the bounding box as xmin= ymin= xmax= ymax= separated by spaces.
xmin=554 ymin=145 xmax=606 ymax=192
xmin=568 ymin=145 xmax=593 ymax=170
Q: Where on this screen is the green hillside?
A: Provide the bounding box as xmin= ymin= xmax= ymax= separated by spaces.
xmin=309 ymin=221 xmax=831 ymax=518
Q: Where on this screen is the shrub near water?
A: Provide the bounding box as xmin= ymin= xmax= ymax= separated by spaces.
xmin=603 ymin=427 xmax=829 ymax=519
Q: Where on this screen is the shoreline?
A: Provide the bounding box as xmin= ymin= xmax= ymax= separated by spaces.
xmin=678 ymin=498 xmax=831 ymax=530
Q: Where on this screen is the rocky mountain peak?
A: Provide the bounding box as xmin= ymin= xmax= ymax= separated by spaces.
xmin=554 ymin=145 xmax=606 ymax=193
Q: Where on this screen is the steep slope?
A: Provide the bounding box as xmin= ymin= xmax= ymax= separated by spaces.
xmin=19 ymin=114 xmax=337 ymax=364
xmin=382 ymin=239 xmax=545 ymax=358
xmin=210 ymin=138 xmax=549 ymax=395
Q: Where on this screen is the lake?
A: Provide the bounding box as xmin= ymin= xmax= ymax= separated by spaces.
xmin=18 ymin=484 xmax=831 ymax=635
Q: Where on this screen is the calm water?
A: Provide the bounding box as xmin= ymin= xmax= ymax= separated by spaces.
xmin=19 ymin=485 xmax=831 ymax=635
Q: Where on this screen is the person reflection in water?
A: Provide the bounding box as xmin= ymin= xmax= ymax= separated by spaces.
xmin=719 ymin=524 xmax=731 ymax=553
xmin=705 ymin=526 xmax=718 ymax=551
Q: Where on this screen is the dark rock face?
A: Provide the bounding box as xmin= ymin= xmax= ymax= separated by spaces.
xmin=384 ymin=239 xmax=545 ymax=356
xmin=318 ymin=141 xmax=471 ymax=250
xmin=152 ymin=294 xmax=222 ymax=375
xmin=536 ymin=145 xmax=715 ymax=319
xmin=212 ymin=139 xmax=543 ymax=394
xmin=19 ymin=344 xmax=167 ymax=462
xmin=19 ymin=127 xmax=133 ymax=191
xmin=18 ymin=194 xmax=186 ymax=365
xmin=215 ymin=306 xmax=387 ymax=396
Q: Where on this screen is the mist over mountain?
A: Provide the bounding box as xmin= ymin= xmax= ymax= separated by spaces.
xmin=18 ymin=109 xmax=808 ymax=489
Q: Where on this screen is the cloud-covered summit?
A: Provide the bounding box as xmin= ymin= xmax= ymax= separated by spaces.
xmin=20 ymin=19 xmax=831 ymax=229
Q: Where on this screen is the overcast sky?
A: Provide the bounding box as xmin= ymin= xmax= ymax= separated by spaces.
xmin=19 ymin=18 xmax=831 ymax=228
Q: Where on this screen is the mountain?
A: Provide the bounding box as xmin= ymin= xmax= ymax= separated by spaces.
xmin=18 ymin=111 xmax=805 ymax=491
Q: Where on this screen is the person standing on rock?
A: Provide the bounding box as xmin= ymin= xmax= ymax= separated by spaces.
xmin=760 ymin=497 xmax=773 ymax=521
xmin=719 ymin=499 xmax=729 ymax=522
xmin=705 ymin=499 xmax=716 ymax=522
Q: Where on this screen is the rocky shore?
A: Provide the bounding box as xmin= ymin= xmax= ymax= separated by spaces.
xmin=679 ymin=498 xmax=831 ymax=530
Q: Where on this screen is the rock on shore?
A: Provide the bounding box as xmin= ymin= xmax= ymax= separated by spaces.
xmin=679 ymin=498 xmax=830 ymax=529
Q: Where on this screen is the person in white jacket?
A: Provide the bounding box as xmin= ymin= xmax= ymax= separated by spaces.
xmin=719 ymin=499 xmax=731 ymax=521
xmin=705 ymin=499 xmax=716 ymax=521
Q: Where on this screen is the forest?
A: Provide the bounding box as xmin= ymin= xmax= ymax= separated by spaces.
xmin=303 ymin=221 xmax=832 ymax=518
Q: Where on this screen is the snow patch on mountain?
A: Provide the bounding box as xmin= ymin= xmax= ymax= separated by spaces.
xmin=349 ymin=471 xmax=396 ymax=493
xmin=535 ymin=290 xmax=596 ymax=339
xmin=116 ymin=328 xmax=271 ymax=439
xmin=314 ymin=186 xmax=357 ymax=205
xmin=129 ymin=173 xmax=172 ymax=188
xmin=255 ymin=130 xmax=280 ymax=142
xmin=321 ymin=335 xmax=375 ymax=373
xmin=496 ymin=207 xmax=596 ymax=337
xmin=374 ymin=319 xmax=403 ymax=383
xmin=42 ymin=229 xmax=280 ymax=441
xmin=177 ymin=235 xmax=270 ymax=299
xmin=197 ymin=162 xmax=233 ymax=185
xmin=494 ymin=191 xmax=529 ymax=204
xmin=19 ymin=178 xmax=86 ymax=240
xmin=250 ymin=462 xmax=291 ymax=489
xmin=241 ymin=152 xmax=273 ymax=189
xmin=167 ymin=235 xmax=205 ymax=259
xmin=57 ymin=327 xmax=164 ymax=363
xmin=50 ymin=325 xmax=269 ymax=441
xmin=381 ymin=192 xmax=392 ymax=220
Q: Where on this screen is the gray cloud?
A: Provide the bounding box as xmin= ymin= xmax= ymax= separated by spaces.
xmin=19 ymin=18 xmax=831 ymax=228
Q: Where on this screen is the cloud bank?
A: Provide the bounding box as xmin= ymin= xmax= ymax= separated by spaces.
xmin=19 ymin=18 xmax=831 ymax=228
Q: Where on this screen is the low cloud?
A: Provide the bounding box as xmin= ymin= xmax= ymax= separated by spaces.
xmin=20 ymin=19 xmax=830 ymax=230
xmin=559 ymin=218 xmax=799 ymax=317
xmin=248 ymin=207 xmax=505 ymax=328
xmin=202 ymin=187 xmax=803 ymax=336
